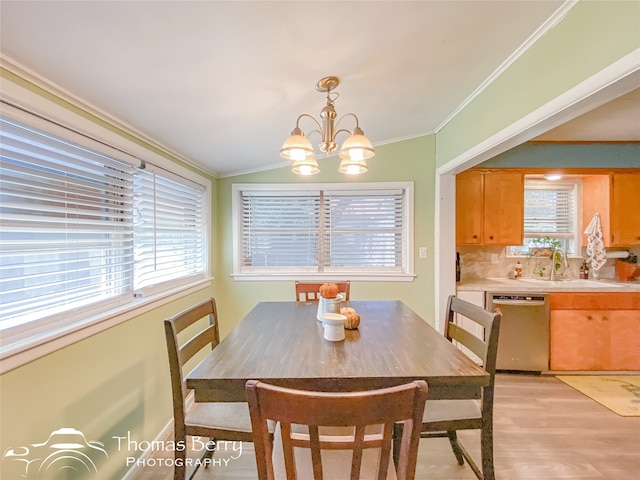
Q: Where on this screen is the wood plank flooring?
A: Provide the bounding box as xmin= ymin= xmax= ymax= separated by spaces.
xmin=134 ymin=374 xmax=640 ymax=480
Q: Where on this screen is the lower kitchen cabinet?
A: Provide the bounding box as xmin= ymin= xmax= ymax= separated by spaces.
xmin=549 ymin=293 xmax=640 ymax=371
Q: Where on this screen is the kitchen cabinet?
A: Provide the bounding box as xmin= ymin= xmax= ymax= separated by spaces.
xmin=582 ymin=173 xmax=640 ymax=247
xmin=610 ymin=173 xmax=640 ymax=246
xmin=456 ymin=170 xmax=524 ymax=245
xmin=549 ymin=293 xmax=640 ymax=371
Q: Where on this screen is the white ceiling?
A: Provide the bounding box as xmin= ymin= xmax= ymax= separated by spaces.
xmin=2 ymin=1 xmax=635 ymax=177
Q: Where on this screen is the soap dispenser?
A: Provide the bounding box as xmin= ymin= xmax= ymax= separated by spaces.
xmin=580 ymin=260 xmax=589 ymax=279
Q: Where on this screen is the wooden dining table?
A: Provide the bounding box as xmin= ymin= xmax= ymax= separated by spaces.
xmin=186 ymin=300 xmax=488 ymax=402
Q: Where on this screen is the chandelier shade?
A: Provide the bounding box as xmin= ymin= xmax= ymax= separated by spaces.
xmin=281 ymin=76 xmax=374 ymax=175
xmin=280 ymin=127 xmax=315 ymax=161
xmin=291 ymin=157 xmax=320 ymax=176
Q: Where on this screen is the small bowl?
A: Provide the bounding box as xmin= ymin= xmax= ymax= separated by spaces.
xmin=319 ymin=313 xmax=346 ymax=326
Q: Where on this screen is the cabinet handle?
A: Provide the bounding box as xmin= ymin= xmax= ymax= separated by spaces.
xmin=587 ymin=316 xmax=593 ymax=320
xmin=602 ymin=316 xmax=609 ymax=321
xmin=472 ymin=235 xmax=478 ymax=239
xmin=489 ymin=235 xmax=494 ymax=240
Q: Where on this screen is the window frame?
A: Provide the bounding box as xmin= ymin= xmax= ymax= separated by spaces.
xmin=0 ymin=74 xmax=212 ymax=373
xmin=231 ymin=182 xmax=415 ymax=281
xmin=507 ymin=177 xmax=582 ymax=258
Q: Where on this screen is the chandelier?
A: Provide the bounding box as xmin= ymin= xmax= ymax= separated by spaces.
xmin=280 ymin=76 xmax=375 ymax=175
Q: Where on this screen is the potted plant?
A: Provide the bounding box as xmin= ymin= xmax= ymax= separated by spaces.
xmin=529 ymin=237 xmax=564 ymax=276
xmin=615 ymin=254 xmax=639 ymax=281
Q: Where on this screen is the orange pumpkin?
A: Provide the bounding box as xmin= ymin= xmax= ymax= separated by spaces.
xmin=340 ymin=307 xmax=360 ymax=329
xmin=319 ymin=283 xmax=340 ymax=299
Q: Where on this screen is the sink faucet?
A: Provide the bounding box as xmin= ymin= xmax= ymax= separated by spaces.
xmin=550 ymin=246 xmax=569 ymax=280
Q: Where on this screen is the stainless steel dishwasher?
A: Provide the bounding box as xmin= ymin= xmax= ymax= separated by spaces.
xmin=486 ymin=292 xmax=549 ymax=372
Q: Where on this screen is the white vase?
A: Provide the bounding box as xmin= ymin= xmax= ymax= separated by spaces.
xmin=317 ymin=294 xmax=343 ymax=321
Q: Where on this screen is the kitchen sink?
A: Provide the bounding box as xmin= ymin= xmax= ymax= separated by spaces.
xmin=517 ymin=278 xmax=623 ymax=288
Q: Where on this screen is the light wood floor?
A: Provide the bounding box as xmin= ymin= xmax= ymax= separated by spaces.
xmin=134 ymin=374 xmax=640 ymax=480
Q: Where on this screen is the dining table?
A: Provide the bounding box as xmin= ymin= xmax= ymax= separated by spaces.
xmin=186 ymin=300 xmax=489 ymax=402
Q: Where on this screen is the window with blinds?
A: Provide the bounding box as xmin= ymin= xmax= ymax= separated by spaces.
xmin=0 ymin=116 xmax=208 ymax=333
xmin=233 ymin=183 xmax=413 ymax=278
xmin=134 ymin=168 xmax=206 ymax=293
xmin=508 ymin=179 xmax=580 ymax=256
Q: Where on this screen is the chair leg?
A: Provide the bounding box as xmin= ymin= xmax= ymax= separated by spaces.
xmin=480 ymin=422 xmax=495 ymax=480
xmin=174 ymin=442 xmax=187 ymax=480
xmin=446 ymin=431 xmax=465 ymax=465
xmin=202 ymin=437 xmax=216 ymax=468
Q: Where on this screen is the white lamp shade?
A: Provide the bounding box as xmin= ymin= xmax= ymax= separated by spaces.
xmin=291 ymin=157 xmax=320 ymax=175
xmin=280 ymin=134 xmax=314 ymax=160
xmin=339 ymin=133 xmax=375 ymax=161
xmin=338 ymin=158 xmax=368 ymax=175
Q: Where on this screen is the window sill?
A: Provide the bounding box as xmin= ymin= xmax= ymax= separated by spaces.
xmin=231 ymin=273 xmax=416 ymax=282
xmin=0 ymin=278 xmax=212 ymax=374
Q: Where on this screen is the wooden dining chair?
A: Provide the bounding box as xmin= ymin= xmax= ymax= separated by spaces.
xmin=295 ymin=281 xmax=351 ymax=302
xmin=398 ymin=295 xmax=501 ymax=480
xmin=164 ymin=297 xmax=255 ymax=480
xmin=246 ymin=379 xmax=428 ymax=480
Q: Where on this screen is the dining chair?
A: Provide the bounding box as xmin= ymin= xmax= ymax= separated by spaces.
xmin=164 ymin=297 xmax=255 ymax=480
xmin=295 ymin=280 xmax=351 ymax=302
xmin=396 ymin=295 xmax=501 ymax=480
xmin=246 ymin=379 xmax=428 ymax=480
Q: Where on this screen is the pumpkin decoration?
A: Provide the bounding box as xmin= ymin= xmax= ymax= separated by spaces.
xmin=340 ymin=307 xmax=361 ymax=330
xmin=319 ymin=282 xmax=340 ymax=299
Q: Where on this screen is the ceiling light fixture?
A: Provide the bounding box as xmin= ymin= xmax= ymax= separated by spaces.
xmin=544 ymin=174 xmax=563 ymax=181
xmin=280 ymin=76 xmax=374 ymax=175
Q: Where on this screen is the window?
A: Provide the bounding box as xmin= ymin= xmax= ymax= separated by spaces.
xmin=232 ymin=183 xmax=414 ymax=280
xmin=508 ymin=179 xmax=580 ymax=256
xmin=0 ymin=116 xmax=209 ymax=339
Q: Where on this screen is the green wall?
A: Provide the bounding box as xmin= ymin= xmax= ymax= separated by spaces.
xmin=215 ymin=135 xmax=436 ymax=338
xmin=212 ymin=135 xmax=435 ymax=333
xmin=436 ymin=0 xmax=640 ymax=168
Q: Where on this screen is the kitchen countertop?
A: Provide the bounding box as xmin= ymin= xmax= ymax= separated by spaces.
xmin=456 ymin=277 xmax=640 ymax=293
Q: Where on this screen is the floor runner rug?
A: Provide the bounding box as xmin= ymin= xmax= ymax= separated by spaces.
xmin=556 ymin=375 xmax=640 ymax=416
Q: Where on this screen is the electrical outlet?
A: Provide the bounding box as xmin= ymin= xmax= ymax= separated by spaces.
xmin=491 ymin=253 xmax=499 ymax=264
xmin=419 ymin=247 xmax=427 ymax=259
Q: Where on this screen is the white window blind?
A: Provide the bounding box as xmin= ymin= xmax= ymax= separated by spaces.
xmin=524 ymin=184 xmax=575 ymax=238
xmin=134 ymin=167 xmax=206 ymax=292
xmin=0 ymin=117 xmax=135 ymax=329
xmin=240 ymin=191 xmax=320 ymax=268
xmin=322 ymin=190 xmax=405 ymax=270
xmin=1 ymin=115 xmax=209 ymax=336
xmin=234 ymin=183 xmax=413 ymax=278
xmin=508 ymin=180 xmax=580 ymax=257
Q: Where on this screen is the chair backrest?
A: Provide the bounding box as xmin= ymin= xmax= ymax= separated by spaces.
xmin=164 ymin=298 xmax=220 ymax=434
xmin=295 ymin=281 xmax=351 ymax=302
xmin=443 ymin=295 xmax=501 ymax=382
xmin=246 ymin=380 xmax=428 ymax=480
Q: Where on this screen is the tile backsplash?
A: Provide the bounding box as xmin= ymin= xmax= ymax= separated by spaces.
xmin=457 ymin=246 xmax=639 ymax=281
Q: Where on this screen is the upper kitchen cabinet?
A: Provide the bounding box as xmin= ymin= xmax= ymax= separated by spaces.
xmin=582 ymin=172 xmax=640 ymax=247
xmin=456 ymin=170 xmax=524 ymax=245
xmin=610 ymin=173 xmax=640 ymax=246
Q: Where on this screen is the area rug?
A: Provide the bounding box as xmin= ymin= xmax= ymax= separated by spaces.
xmin=556 ymin=375 xmax=640 ymax=417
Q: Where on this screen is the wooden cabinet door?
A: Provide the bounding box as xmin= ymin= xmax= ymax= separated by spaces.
xmin=550 ymin=310 xmax=602 ymax=370
xmin=581 ymin=175 xmax=611 ymax=247
xmin=609 ymin=310 xmax=640 ymax=370
xmin=482 ymin=172 xmax=524 ymax=245
xmin=610 ymin=173 xmax=640 ymax=246
xmin=456 ymin=170 xmax=483 ymax=244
